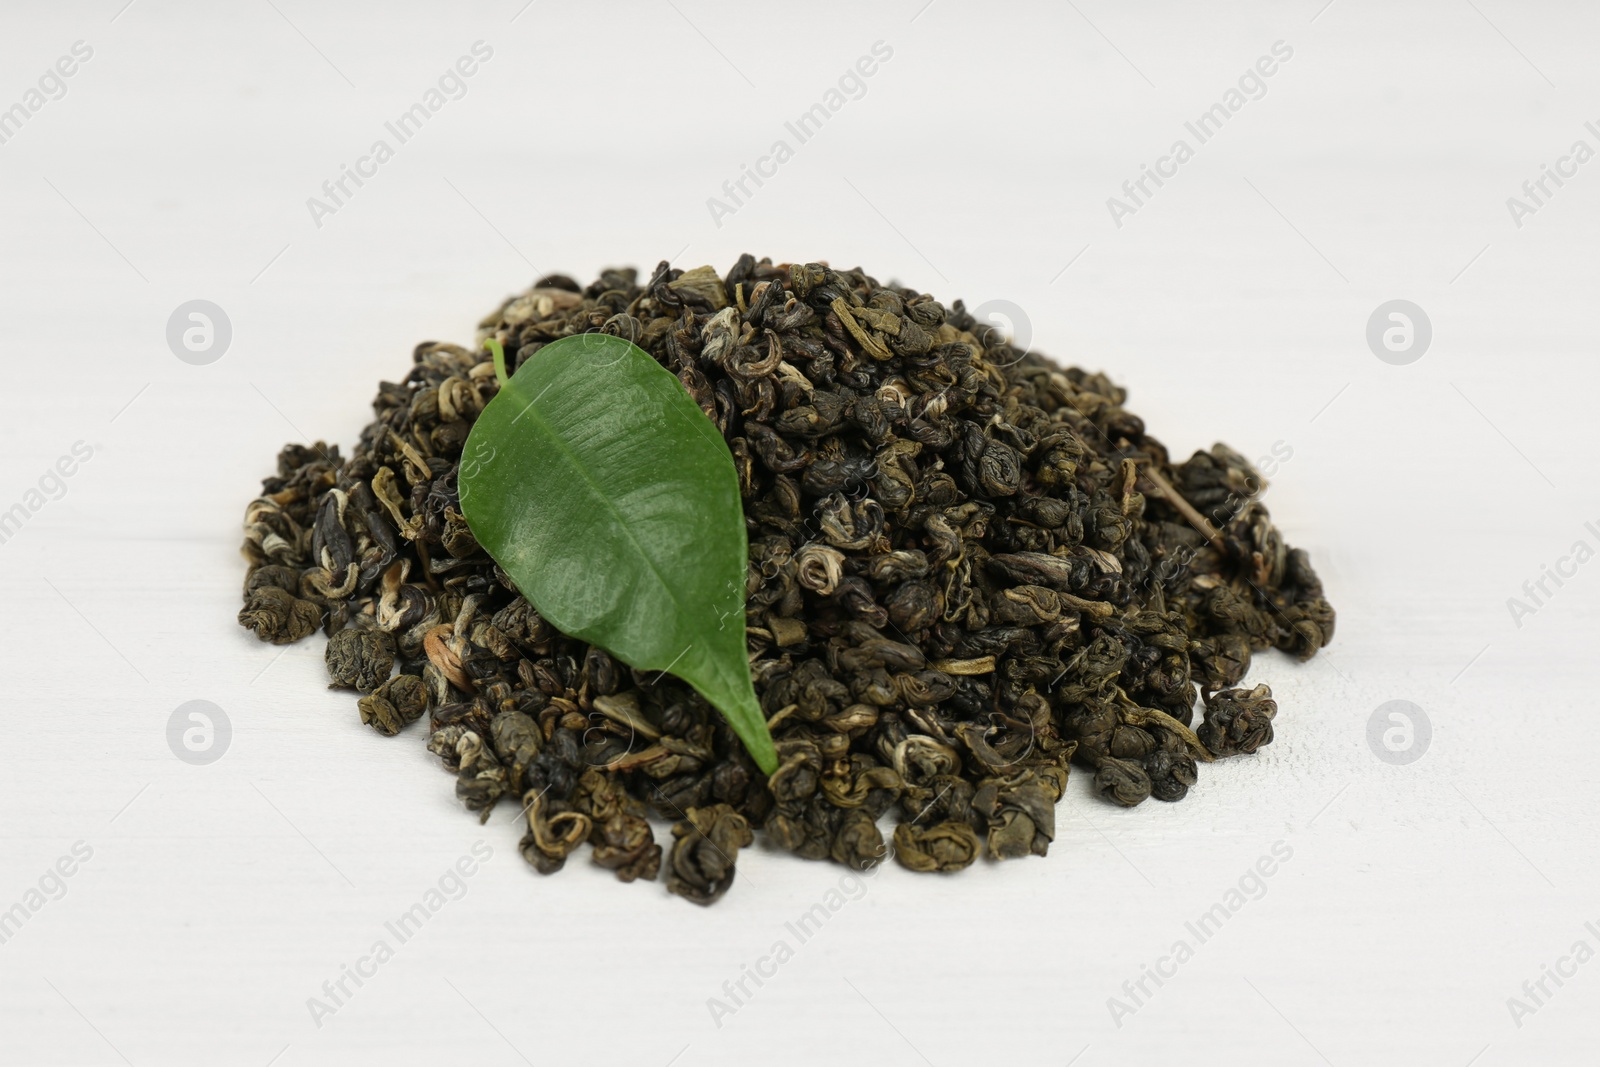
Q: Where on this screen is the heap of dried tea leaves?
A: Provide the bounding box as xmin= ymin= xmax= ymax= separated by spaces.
xmin=238 ymin=257 xmax=1335 ymax=905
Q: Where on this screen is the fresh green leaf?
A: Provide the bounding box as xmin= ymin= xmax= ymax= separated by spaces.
xmin=459 ymin=334 xmax=777 ymax=774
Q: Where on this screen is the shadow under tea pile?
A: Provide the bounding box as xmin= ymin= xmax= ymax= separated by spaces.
xmin=237 ymin=257 xmax=1335 ymax=905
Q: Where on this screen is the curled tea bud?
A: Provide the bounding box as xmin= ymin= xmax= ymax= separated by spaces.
xmin=830 ymin=808 xmax=886 ymax=871
xmin=892 ymin=820 xmax=981 ymax=873
xmin=519 ymin=790 xmax=591 ymax=875
xmin=325 ymin=627 xmax=396 ymax=692
xmin=1108 ymin=724 xmax=1156 ymax=759
xmin=1094 ymin=757 xmax=1152 ymax=807
xmin=239 ymin=586 xmax=322 ymax=645
xmin=590 ymin=811 xmax=662 ymax=882
xmin=977 ymin=439 xmax=1022 ymax=496
xmin=885 ymin=581 xmax=942 ymax=633
xmin=1189 ymin=632 xmax=1252 ymax=689
xmin=1144 ymin=748 xmax=1198 ymax=802
xmin=244 ymin=564 xmax=300 ymax=597
xmin=489 ymin=709 xmax=542 ymax=792
xmin=666 ymin=804 xmax=753 ymax=906
xmin=358 ymin=674 xmax=428 ymax=736
xmin=455 ymin=730 xmax=507 ymax=821
xmin=794 ymin=543 xmax=846 ymax=595
xmin=491 ymin=597 xmax=551 ymax=653
xmin=976 ymin=773 xmax=1057 ymax=860
xmin=440 ymin=507 xmax=479 ymax=558
xmin=1197 ymin=683 xmax=1277 ymax=757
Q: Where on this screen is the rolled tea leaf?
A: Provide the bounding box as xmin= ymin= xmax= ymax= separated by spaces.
xmin=458 ymin=334 xmax=778 ymax=774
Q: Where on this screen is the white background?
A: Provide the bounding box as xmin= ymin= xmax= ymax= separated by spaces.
xmin=2 ymin=1 xmax=1597 ymax=1064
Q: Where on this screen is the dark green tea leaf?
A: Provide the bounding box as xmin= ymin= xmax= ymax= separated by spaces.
xmin=458 ymin=334 xmax=777 ymax=774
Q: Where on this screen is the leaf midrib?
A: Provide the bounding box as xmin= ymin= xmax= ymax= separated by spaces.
xmin=507 ymin=373 xmax=701 ymax=656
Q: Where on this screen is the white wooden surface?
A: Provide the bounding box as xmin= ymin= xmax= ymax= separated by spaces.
xmin=2 ymin=2 xmax=1597 ymax=1064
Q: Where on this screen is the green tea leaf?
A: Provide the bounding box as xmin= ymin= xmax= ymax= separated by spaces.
xmin=458 ymin=334 xmax=777 ymax=774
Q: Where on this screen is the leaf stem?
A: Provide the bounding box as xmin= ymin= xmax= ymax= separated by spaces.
xmin=487 ymin=337 xmax=508 ymax=386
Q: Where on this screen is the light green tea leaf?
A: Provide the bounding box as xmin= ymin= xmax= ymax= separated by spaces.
xmin=459 ymin=334 xmax=777 ymax=774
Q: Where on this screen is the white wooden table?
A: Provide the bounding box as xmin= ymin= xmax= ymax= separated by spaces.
xmin=2 ymin=2 xmax=1596 ymax=1064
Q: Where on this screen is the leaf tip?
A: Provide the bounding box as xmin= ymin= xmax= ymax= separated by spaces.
xmin=751 ymin=738 xmax=778 ymax=776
